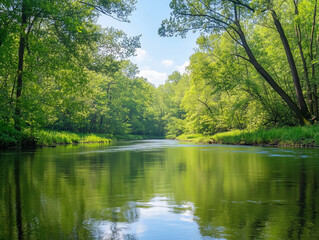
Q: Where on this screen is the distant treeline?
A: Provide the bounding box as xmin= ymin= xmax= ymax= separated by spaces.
xmin=0 ymin=0 xmax=165 ymax=146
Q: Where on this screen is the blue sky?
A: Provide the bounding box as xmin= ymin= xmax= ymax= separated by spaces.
xmin=98 ymin=0 xmax=199 ymax=86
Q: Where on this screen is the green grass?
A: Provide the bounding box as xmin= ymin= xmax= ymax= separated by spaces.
xmin=0 ymin=126 xmax=167 ymax=148
xmin=34 ymin=130 xmax=112 ymax=146
xmin=2 ymin=125 xmax=319 ymax=148
xmin=0 ymin=128 xmax=112 ymax=148
xmin=177 ymin=133 xmax=213 ymax=144
xmin=177 ymin=125 xmax=319 ymax=147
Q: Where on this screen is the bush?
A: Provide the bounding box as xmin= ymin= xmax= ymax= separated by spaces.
xmin=0 ymin=123 xmax=21 ymax=147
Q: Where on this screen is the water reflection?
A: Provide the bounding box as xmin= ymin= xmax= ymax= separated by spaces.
xmin=0 ymin=141 xmax=319 ymax=239
xmin=14 ymin=155 xmax=23 ymax=240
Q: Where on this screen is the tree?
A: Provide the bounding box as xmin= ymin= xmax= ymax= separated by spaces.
xmin=159 ymin=0 xmax=314 ymax=124
xmin=183 ymin=33 xmax=297 ymax=134
xmin=1 ymin=0 xmax=137 ymax=130
xmin=292 ymin=0 xmax=319 ymax=118
xmin=155 ymin=72 xmax=190 ymax=137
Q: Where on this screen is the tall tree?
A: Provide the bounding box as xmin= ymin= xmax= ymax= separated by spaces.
xmin=2 ymin=0 xmax=137 ymax=130
xmin=159 ymin=0 xmax=312 ymax=124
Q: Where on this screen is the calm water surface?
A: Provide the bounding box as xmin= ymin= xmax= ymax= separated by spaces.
xmin=1 ymin=140 xmax=319 ymax=239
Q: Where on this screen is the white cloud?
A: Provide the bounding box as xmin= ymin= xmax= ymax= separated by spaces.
xmin=138 ymin=70 xmax=168 ymax=87
xmin=161 ymin=59 xmax=174 ymax=68
xmin=175 ymin=61 xmax=190 ymax=74
xmin=134 ymin=48 xmax=148 ymax=62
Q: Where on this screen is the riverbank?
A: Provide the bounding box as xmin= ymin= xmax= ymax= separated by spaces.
xmin=35 ymin=130 xmax=112 ymax=146
xmin=0 ymin=128 xmax=112 ymax=148
xmin=0 ymin=127 xmax=164 ymax=148
xmin=177 ymin=125 xmax=319 ymax=148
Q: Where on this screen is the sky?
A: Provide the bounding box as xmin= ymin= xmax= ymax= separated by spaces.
xmin=98 ymin=0 xmax=199 ymax=87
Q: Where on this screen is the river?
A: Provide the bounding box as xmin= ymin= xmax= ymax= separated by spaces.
xmin=1 ymin=140 xmax=319 ymax=239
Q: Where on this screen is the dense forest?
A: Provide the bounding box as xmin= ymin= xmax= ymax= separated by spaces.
xmin=1 ymin=0 xmax=319 ymax=146
xmin=0 ymin=0 xmax=163 ymax=144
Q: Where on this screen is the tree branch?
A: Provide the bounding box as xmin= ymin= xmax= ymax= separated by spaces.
xmin=229 ymin=0 xmax=255 ymax=12
xmin=198 ymin=99 xmax=213 ymax=115
xmin=79 ymin=1 xmax=129 ymax=22
xmin=232 ymin=54 xmax=250 ymax=62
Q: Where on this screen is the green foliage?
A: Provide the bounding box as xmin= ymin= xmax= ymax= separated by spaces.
xmin=155 ymin=0 xmax=319 ymax=139
xmin=159 ymin=30 xmax=297 ymax=138
xmin=159 ymin=0 xmax=319 ymax=131
xmin=177 ymin=133 xmax=212 ymax=143
xmin=0 ymin=0 xmax=165 ymax=146
xmin=2 ymin=0 xmax=319 ymax=147
xmin=0 ymin=123 xmax=21 ymax=147
xmin=155 ymin=72 xmax=190 ymax=137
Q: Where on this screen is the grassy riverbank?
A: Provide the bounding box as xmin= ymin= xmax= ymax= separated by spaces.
xmin=35 ymin=130 xmax=112 ymax=146
xmin=177 ymin=125 xmax=319 ymax=147
xmin=0 ymin=126 xmax=164 ymax=148
xmin=0 ymin=127 xmax=112 ymax=148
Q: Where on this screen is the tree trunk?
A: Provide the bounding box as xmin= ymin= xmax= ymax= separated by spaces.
xmin=293 ymin=2 xmax=313 ymax=115
xmin=15 ymin=1 xmax=28 ymax=131
xmin=235 ymin=21 xmax=309 ymax=125
xmin=310 ymin=0 xmax=318 ymax=119
xmin=99 ymin=115 xmax=104 ymax=133
xmin=271 ymin=10 xmax=311 ymax=121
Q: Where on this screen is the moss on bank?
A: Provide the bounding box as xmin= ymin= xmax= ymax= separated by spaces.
xmin=177 ymin=125 xmax=319 ymax=147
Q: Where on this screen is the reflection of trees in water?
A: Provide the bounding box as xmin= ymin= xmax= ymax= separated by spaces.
xmin=107 ymin=203 xmax=139 ymax=224
xmin=107 ymin=203 xmax=139 ymax=240
xmin=1 ymin=147 xmax=151 ymax=239
xmin=84 ymin=202 xmax=140 ymax=239
xmin=0 ymin=152 xmax=36 ymax=240
xmin=2 ymin=145 xmax=319 ymax=240
xmin=162 ymin=147 xmax=319 ymax=240
xmin=185 ymin=159 xmax=319 ymax=240
xmin=284 ymin=160 xmax=319 ymax=239
xmin=106 ymin=222 xmax=138 ymax=240
xmin=123 ymin=202 xmax=140 ymax=224
xmin=14 ymin=155 xmax=23 ymax=240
